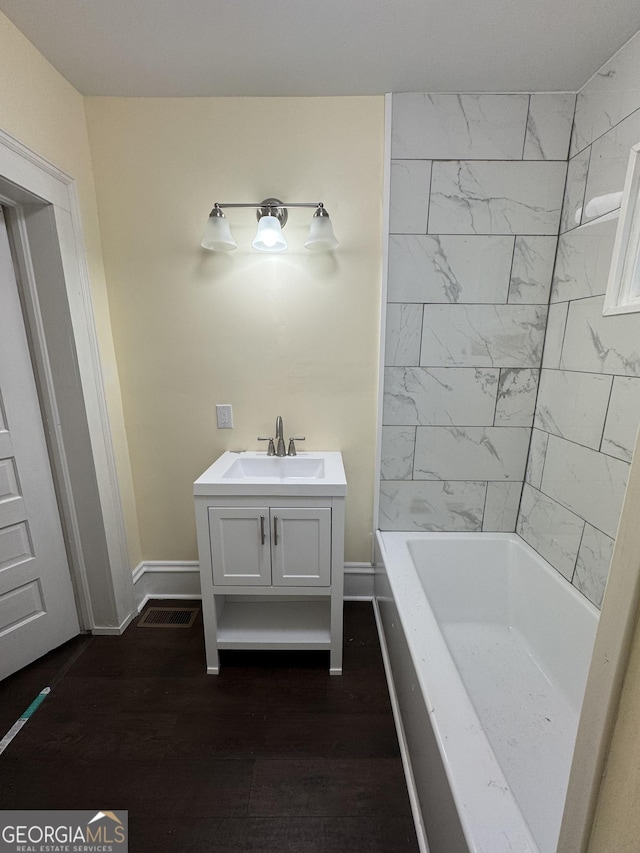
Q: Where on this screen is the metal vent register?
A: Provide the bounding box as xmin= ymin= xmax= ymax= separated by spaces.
xmin=138 ymin=607 xmax=198 ymax=628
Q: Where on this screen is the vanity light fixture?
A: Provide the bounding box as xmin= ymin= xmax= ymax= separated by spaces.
xmin=200 ymin=198 xmax=338 ymax=253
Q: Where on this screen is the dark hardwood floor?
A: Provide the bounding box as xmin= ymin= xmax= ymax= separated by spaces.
xmin=0 ymin=601 xmax=419 ymax=852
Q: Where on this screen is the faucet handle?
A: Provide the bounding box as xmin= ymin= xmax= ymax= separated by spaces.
xmin=287 ymin=437 xmax=305 ymax=456
xmin=258 ymin=437 xmax=276 ymax=456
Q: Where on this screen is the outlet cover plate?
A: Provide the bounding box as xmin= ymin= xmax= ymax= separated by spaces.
xmin=216 ymin=404 xmax=233 ymax=429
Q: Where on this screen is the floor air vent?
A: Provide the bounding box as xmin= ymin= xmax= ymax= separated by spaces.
xmin=138 ymin=607 xmax=198 ymax=628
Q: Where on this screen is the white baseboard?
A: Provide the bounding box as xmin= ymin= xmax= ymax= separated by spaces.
xmin=91 ymin=609 xmax=138 ymax=635
xmin=132 ymin=560 xmax=374 ymax=611
xmin=132 ymin=561 xmax=201 ymax=612
xmin=344 ymin=562 xmax=375 ymax=599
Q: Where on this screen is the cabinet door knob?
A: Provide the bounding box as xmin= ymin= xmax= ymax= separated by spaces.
xmin=273 ymin=514 xmax=278 ymax=546
xmin=260 ymin=515 xmax=266 ymax=545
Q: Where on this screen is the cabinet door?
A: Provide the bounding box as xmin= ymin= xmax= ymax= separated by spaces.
xmin=271 ymin=508 xmax=331 ymax=587
xmin=209 ymin=507 xmax=270 ymax=586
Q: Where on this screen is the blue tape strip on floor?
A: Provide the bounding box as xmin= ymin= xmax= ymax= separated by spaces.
xmin=0 ymin=687 xmax=50 ymax=756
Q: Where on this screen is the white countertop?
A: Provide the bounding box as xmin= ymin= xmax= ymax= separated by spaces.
xmin=194 ymin=450 xmax=347 ymax=497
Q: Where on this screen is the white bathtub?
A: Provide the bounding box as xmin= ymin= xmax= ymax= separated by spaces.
xmin=375 ymin=531 xmax=598 ymax=853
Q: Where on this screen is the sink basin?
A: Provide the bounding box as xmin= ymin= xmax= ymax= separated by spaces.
xmin=222 ymin=456 xmax=325 ymax=480
xmin=194 ymin=451 xmax=347 ymax=497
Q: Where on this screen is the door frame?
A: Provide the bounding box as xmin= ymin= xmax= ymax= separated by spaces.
xmin=0 ymin=127 xmax=134 ymax=634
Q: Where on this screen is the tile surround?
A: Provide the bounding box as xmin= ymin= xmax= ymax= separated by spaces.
xmin=379 ymin=480 xmax=486 ymax=532
xmin=525 ymin=429 xmax=549 ymax=490
xmin=389 ymin=160 xmax=432 ymax=234
xmin=413 ymin=426 xmax=530 ymax=481
xmin=573 ymin=524 xmax=615 ymax=607
xmin=523 ymin=32 xmax=640 ymax=604
xmin=517 ymin=484 xmax=585 ymax=581
xmin=540 ymin=302 xmax=568 ymax=370
xmin=382 ymin=92 xmax=569 ymax=535
xmin=380 ymin=427 xmax=416 ymax=481
xmin=541 ymin=435 xmax=629 ymax=539
xmin=381 ymin=78 xmax=640 ymax=603
xmin=571 ymin=29 xmax=640 ymax=156
xmin=428 ymin=160 xmax=567 ymax=235
xmin=382 ymin=367 xmax=498 ymax=426
xmin=533 ymin=369 xmax=612 ymax=449
xmin=420 ymin=304 xmax=547 ymax=369
xmin=384 ymin=304 xmax=422 ymax=366
xmin=388 ymin=235 xmax=514 ymax=303
xmin=521 ymin=222 xmax=640 ymax=604
xmin=560 ymin=147 xmax=590 ymax=233
xmin=391 ymin=94 xmax=530 ymax=161
xmin=551 ymin=217 xmax=618 ymax=301
xmin=561 ymin=296 xmax=640 ymax=376
xmin=582 ymin=108 xmax=640 ymax=223
xmin=495 ymin=368 xmax=539 ymax=426
xmin=602 ymin=377 xmax=640 ymax=463
xmin=507 ymin=236 xmax=557 ymax=305
xmin=483 ymin=482 xmax=523 ymax=532
xmin=523 ymin=93 xmax=576 ymax=161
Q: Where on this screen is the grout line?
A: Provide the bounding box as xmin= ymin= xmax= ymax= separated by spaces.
xmin=571 ymin=522 xmax=588 ymax=585
xmin=505 ymin=235 xmax=518 ymax=304
xmin=521 ymin=94 xmax=531 ymax=160
xmin=389 ymin=231 xmax=562 ymax=238
xmin=571 ymin=103 xmax=640 ymax=159
xmin=390 ymin=157 xmax=568 ymax=164
xmin=417 ymin=304 xmax=425 ymax=374
xmin=528 ymin=420 xmax=630 ymax=460
xmin=480 ymin=480 xmax=490 ymax=531
xmin=526 ymin=481 xmax=615 ymax=542
xmin=534 ymin=364 xmax=623 ymax=378
xmin=565 ymin=93 xmax=579 ymax=162
xmin=424 ymin=162 xmax=433 ymax=235
xmin=493 ymin=368 xmax=501 ymax=427
xmin=579 ymin=145 xmax=593 ymax=225
xmin=598 ymin=376 xmax=616 ymax=453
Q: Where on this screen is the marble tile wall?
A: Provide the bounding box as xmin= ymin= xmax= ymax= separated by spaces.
xmin=516 ymin=30 xmax=640 ymax=607
xmin=380 ymin=93 xmax=572 ymax=537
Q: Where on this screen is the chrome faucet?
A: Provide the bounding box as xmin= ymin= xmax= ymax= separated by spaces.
xmin=258 ymin=416 xmax=305 ymax=456
xmin=275 ymin=415 xmax=286 ymax=457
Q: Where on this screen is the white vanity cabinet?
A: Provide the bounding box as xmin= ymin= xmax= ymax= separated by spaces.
xmin=194 ymin=451 xmax=346 ymax=675
xmin=209 ymin=506 xmax=331 ymax=586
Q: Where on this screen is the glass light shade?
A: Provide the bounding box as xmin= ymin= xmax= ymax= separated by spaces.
xmin=304 ymin=214 xmax=339 ymax=251
xmin=201 ymin=213 xmax=237 ymax=251
xmin=252 ymin=215 xmax=288 ymax=252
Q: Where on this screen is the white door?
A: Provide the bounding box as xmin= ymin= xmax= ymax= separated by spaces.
xmin=271 ymin=507 xmax=331 ymax=587
xmin=0 ymin=206 xmax=79 ymax=680
xmin=208 ymin=506 xmax=271 ymax=586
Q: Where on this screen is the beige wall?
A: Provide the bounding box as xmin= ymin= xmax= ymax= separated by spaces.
xmin=84 ymin=96 xmax=384 ymax=563
xmin=0 ymin=11 xmax=141 ymax=566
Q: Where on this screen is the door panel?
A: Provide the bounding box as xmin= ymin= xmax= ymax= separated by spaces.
xmin=271 ymin=507 xmax=331 ymax=587
xmin=0 ymin=207 xmax=79 ymax=679
xmin=208 ymin=506 xmax=271 ymax=585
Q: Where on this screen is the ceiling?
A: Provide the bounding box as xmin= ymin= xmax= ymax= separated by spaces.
xmin=1 ymin=0 xmax=640 ymax=97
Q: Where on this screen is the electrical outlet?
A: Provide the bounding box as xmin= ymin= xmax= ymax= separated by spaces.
xmin=216 ymin=404 xmax=233 ymax=429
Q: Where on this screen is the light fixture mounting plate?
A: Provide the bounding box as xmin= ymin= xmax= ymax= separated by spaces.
xmin=256 ymin=197 xmax=288 ymax=228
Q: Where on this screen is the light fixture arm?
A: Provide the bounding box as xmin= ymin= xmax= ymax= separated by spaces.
xmin=209 ymin=199 xmax=327 ymax=231
xmin=210 ymin=202 xmax=325 ymax=210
